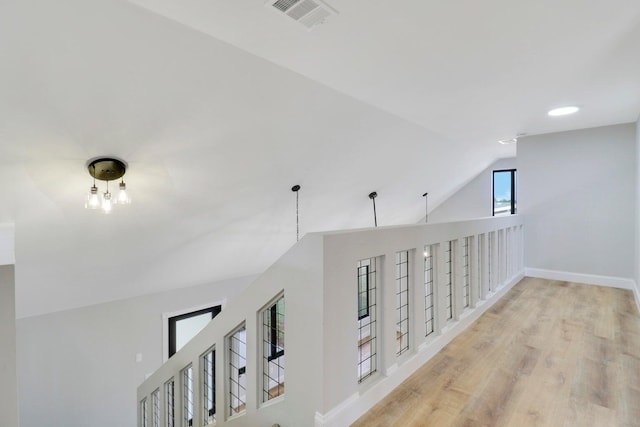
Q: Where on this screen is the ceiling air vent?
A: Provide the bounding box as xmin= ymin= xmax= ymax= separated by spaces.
xmin=268 ymin=0 xmax=337 ymax=30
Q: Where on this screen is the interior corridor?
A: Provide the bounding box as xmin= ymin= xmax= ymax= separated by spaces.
xmin=352 ymin=277 xmax=640 ymax=427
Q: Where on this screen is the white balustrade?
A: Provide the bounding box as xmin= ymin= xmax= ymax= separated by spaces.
xmin=138 ymin=215 xmax=524 ymax=427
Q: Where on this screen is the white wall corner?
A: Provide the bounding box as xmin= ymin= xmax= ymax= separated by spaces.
xmin=0 ymin=224 xmax=15 ymax=266
xmin=314 ymin=393 xmax=359 ymax=427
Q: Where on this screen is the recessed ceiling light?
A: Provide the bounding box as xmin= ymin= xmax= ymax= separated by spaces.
xmin=498 ymin=138 xmax=518 ymax=145
xmin=548 ymin=106 xmax=580 ymax=116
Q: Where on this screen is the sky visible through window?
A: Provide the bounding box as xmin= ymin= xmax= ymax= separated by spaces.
xmin=494 ymin=172 xmax=511 ymax=201
xmin=493 ymin=170 xmax=515 ymax=215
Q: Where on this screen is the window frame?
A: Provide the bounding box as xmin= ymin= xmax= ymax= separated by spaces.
xmin=167 ymin=305 xmax=222 ymax=359
xmin=201 ymin=346 xmax=216 ymax=426
xmin=357 ymin=265 xmax=370 ymax=320
xmin=492 ymin=169 xmax=517 ymax=216
xmin=266 ymin=299 xmax=285 ymax=362
xmin=261 ymin=294 xmax=285 ymax=403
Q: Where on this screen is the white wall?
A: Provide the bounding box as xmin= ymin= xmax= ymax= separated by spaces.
xmin=138 ymin=233 xmax=325 ymax=427
xmin=16 ymin=275 xmax=254 ymax=427
xmin=428 ymin=158 xmax=516 ymax=223
xmin=635 ymin=117 xmax=640 ymax=303
xmin=0 ymin=265 xmax=19 ymax=427
xmin=519 ymin=123 xmax=636 ymax=279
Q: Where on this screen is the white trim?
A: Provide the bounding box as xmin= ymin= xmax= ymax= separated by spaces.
xmin=314 ymin=393 xmax=359 ymax=427
xmin=315 ymin=271 xmax=524 ymax=427
xmin=525 ymin=268 xmax=639 ymax=313
xmin=162 ymin=299 xmax=227 ymax=362
xmin=524 ymin=268 xmax=634 ymax=289
xmin=633 ymin=281 xmax=640 ymax=314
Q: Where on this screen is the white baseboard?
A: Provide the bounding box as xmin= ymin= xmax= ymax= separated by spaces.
xmin=315 ymin=271 xmax=524 ymax=427
xmin=524 ymin=267 xmax=640 ymax=313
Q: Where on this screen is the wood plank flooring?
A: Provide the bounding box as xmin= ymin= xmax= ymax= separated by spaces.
xmin=351 ymin=278 xmax=640 ymax=427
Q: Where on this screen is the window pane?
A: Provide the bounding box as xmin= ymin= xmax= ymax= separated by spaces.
xmin=493 ymin=170 xmax=516 ymax=216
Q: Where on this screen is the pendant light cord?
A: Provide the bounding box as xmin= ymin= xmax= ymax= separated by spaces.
xmin=372 ymin=197 xmax=377 ymax=227
xmin=368 ymin=192 xmax=378 ymax=227
xmin=423 ymin=192 xmax=428 ymax=224
xmin=292 ymin=185 xmax=301 ymax=242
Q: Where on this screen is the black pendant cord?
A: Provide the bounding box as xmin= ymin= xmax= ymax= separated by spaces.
xmin=292 ymin=185 xmax=301 ymax=241
xmin=423 ymin=192 xmax=428 ymax=224
xmin=369 ymin=192 xmax=378 ymax=227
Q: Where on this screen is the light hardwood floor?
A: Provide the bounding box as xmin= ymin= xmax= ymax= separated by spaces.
xmin=352 ymin=277 xmax=640 ymax=427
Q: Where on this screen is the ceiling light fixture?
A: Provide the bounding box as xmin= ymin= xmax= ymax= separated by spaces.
xmin=85 ymin=157 xmax=130 ymax=213
xmin=548 ymin=106 xmax=579 ymax=116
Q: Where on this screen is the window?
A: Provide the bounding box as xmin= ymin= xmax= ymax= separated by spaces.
xmin=424 ymin=245 xmax=434 ymax=337
xmin=493 ymin=169 xmax=516 ymax=216
xmin=168 ymin=305 xmax=222 ymax=358
xmin=165 ymin=379 xmax=175 ymax=427
xmin=396 ymin=251 xmax=409 ymax=356
xmin=228 ymin=325 xmax=247 ymax=417
xmin=201 ymin=347 xmax=216 ymax=425
xmin=152 ymin=389 xmax=160 ymax=427
xmin=141 ymin=398 xmax=148 ymax=427
xmin=444 ymin=241 xmax=453 ymax=321
xmin=182 ymin=366 xmax=193 ymax=427
xmin=357 ymin=257 xmax=377 ymax=382
xmin=357 ymin=265 xmax=369 ymax=320
xmin=262 ymin=295 xmax=285 ymax=402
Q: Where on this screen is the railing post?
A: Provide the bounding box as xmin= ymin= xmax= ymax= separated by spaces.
xmin=382 ymin=253 xmax=397 ymax=373
xmin=469 ymin=235 xmax=479 ymax=308
xmin=411 ymin=248 xmax=424 ymax=350
xmin=490 ymin=231 xmax=498 ymax=293
xmin=479 ymin=233 xmax=489 ymax=299
xmin=436 ymin=242 xmax=448 ymax=332
xmin=453 ymin=239 xmax=464 ymax=320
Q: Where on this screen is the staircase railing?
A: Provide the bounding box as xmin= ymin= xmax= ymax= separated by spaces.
xmin=138 ymin=215 xmax=524 ymax=427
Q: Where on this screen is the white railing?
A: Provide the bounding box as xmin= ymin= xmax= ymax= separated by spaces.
xmin=138 ymin=215 xmax=524 ymax=427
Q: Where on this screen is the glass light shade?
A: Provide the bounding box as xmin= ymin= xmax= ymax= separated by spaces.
xmin=117 ymin=181 xmax=130 ymax=204
xmin=102 ymin=191 xmax=113 ymax=213
xmin=85 ymin=186 xmax=100 ymax=209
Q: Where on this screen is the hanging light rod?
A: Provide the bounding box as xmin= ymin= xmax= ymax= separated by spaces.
xmin=85 ymin=157 xmax=130 ymax=213
xmin=423 ymin=192 xmax=428 ymax=223
xmin=291 ymin=185 xmax=301 ymax=242
xmin=369 ymin=191 xmax=378 ymax=227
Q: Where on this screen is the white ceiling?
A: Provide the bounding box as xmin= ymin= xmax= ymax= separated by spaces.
xmin=1 ymin=0 xmax=638 ymax=318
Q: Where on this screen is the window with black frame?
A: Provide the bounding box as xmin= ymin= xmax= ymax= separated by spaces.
xmin=357 ymin=258 xmax=377 ymax=382
xmin=493 ymin=169 xmax=516 ymax=216
xmin=168 ymin=305 xmax=221 ymax=358
xmin=262 ymin=295 xmax=285 ymax=402
xmin=202 ymin=347 xmax=216 ymax=425
xmin=357 ymin=265 xmax=369 ymax=320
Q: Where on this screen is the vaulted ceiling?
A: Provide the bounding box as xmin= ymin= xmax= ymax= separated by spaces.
xmin=1 ymin=0 xmax=639 ymax=317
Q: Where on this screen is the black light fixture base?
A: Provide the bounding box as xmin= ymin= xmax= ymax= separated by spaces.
xmin=87 ymin=157 xmax=127 ymax=181
xmin=291 ymin=185 xmax=301 ymax=192
xmin=422 ymin=192 xmax=428 ymax=197
xmin=369 ymin=191 xmax=378 ymax=199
